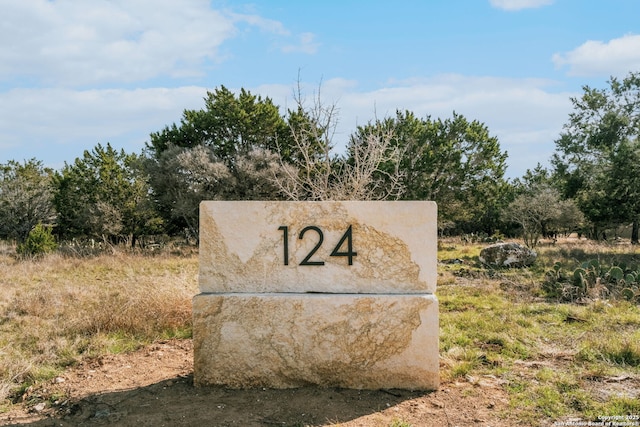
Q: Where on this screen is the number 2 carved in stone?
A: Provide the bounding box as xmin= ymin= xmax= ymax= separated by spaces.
xmin=278 ymin=225 xmax=357 ymax=266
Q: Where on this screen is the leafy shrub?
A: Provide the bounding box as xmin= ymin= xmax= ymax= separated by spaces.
xmin=16 ymin=224 xmax=57 ymax=257
xmin=543 ymin=259 xmax=640 ymax=302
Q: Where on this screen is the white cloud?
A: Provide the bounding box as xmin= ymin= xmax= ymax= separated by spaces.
xmin=281 ymin=32 xmax=320 ymax=54
xmin=552 ymin=34 xmax=640 ymax=77
xmin=230 ymin=12 xmax=289 ymax=36
xmin=489 ymin=0 xmax=554 ymax=11
xmin=0 ymin=86 xmax=207 ymax=163
xmin=0 ymin=0 xmax=290 ymax=87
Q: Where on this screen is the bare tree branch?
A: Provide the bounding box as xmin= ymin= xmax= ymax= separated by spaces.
xmin=273 ymin=81 xmax=404 ymax=201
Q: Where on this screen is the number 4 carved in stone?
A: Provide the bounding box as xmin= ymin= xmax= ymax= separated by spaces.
xmin=278 ymin=225 xmax=357 ymax=266
xmin=330 ymin=225 xmax=357 ymax=265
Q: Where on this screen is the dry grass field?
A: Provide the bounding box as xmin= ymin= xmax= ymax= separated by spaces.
xmin=0 ymin=243 xmax=197 ymax=405
xmin=0 ymin=238 xmax=639 ymax=426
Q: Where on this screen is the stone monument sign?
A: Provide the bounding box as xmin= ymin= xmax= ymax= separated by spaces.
xmin=193 ymin=201 xmax=439 ymax=390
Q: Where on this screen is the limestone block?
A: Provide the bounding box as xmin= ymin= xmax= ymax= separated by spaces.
xmin=199 ymin=201 xmax=437 ymax=294
xmin=193 ymin=293 xmax=439 ymax=390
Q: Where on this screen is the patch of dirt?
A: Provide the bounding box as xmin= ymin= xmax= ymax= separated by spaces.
xmin=0 ymin=339 xmax=517 ymax=427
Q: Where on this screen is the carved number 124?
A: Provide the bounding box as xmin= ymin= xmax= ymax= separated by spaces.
xmin=278 ymin=225 xmax=357 ymax=266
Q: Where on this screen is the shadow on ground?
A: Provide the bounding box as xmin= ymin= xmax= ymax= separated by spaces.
xmin=3 ymin=374 xmax=431 ymax=427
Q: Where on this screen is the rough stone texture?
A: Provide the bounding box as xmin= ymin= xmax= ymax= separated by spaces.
xmin=195 ymin=201 xmax=439 ymax=390
xmin=479 ymin=242 xmax=537 ymax=267
xmin=193 ymin=293 xmax=439 ymax=390
xmin=199 ymin=201 xmax=437 ymax=294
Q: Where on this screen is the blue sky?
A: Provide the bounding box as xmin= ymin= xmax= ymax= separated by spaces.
xmin=1 ymin=0 xmax=640 ymax=178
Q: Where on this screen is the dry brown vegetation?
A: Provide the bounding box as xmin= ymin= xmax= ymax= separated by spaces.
xmin=0 ymin=244 xmax=197 ymax=404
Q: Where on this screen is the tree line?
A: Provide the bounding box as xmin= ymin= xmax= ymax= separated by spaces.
xmin=2 ymin=72 xmax=640 ymax=250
